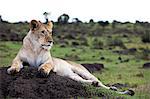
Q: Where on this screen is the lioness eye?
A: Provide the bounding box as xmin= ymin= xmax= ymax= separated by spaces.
xmin=41 ymin=30 xmax=45 ymax=33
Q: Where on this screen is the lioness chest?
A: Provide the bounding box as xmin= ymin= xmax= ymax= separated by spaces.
xmin=20 ymin=49 xmax=50 ymax=67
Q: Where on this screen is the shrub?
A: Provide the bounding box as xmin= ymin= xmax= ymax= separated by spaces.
xmin=141 ymin=31 xmax=150 ymax=43
xmin=71 ymin=41 xmax=80 ymax=46
xmin=107 ymin=38 xmax=126 ymax=48
xmin=139 ymin=48 xmax=150 ymax=60
xmin=92 ymin=38 xmax=103 ymax=49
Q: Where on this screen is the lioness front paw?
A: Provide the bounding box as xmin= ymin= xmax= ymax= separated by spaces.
xmin=7 ymin=67 xmax=20 ymax=74
xmin=38 ymin=66 xmax=51 ymax=77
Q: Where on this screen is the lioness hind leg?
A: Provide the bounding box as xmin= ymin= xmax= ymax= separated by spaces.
xmin=67 ymin=72 xmax=93 ymax=85
xmin=67 ymin=61 xmax=115 ymax=89
xmin=74 ymin=68 xmax=110 ymax=89
xmin=67 ymin=61 xmax=134 ymax=95
xmin=68 ymin=63 xmax=110 ymax=89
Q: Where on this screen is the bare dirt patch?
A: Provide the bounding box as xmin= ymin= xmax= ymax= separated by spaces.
xmin=0 ymin=66 xmax=105 ymax=99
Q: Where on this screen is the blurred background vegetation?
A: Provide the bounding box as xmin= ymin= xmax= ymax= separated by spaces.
xmin=0 ymin=13 xmax=150 ymax=98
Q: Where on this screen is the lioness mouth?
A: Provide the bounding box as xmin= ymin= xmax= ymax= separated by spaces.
xmin=41 ymin=44 xmax=51 ymax=47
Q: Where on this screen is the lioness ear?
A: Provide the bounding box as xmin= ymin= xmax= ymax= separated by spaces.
xmin=47 ymin=21 xmax=53 ymax=29
xmin=30 ymin=20 xmax=40 ymax=31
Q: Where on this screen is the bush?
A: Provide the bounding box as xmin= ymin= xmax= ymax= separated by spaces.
xmin=138 ymin=48 xmax=150 ymax=60
xmin=107 ymin=38 xmax=126 ymax=48
xmin=92 ymin=38 xmax=103 ymax=49
xmin=141 ymin=31 xmax=150 ymax=43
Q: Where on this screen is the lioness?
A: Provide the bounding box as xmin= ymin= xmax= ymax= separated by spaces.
xmin=7 ymin=20 xmax=134 ymax=95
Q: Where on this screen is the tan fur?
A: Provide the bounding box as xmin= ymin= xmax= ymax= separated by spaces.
xmin=7 ymin=20 xmax=54 ymax=74
xmin=7 ymin=20 xmax=110 ymax=90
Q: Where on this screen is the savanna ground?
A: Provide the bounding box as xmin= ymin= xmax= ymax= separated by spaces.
xmin=0 ymin=20 xmax=150 ymax=98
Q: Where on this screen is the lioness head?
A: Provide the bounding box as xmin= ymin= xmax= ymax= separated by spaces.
xmin=29 ymin=20 xmax=53 ymax=50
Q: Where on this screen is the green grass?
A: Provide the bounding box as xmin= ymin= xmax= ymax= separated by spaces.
xmin=0 ymin=41 xmax=21 ymax=66
xmin=0 ymin=40 xmax=150 ymax=99
xmin=85 ymin=85 xmax=125 ymax=98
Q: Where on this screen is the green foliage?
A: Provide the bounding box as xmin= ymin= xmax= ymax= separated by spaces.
xmin=107 ymin=37 xmax=126 ymax=48
xmin=141 ymin=31 xmax=150 ymax=43
xmin=91 ymin=38 xmax=104 ymax=49
xmin=136 ymin=47 xmax=150 ymax=60
xmin=57 ymin=13 xmax=69 ymax=24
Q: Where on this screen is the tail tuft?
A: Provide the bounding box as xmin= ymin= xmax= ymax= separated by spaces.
xmin=118 ymin=89 xmax=135 ymax=96
xmin=126 ymin=89 xmax=135 ymax=96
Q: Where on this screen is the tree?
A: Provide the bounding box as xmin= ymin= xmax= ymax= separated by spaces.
xmin=0 ymin=15 xmax=3 ymax=22
xmin=57 ymin=14 xmax=69 ymax=24
xmin=43 ymin=12 xmax=50 ymax=23
xmin=89 ymin=19 xmax=94 ymax=23
xmin=72 ymin=18 xmax=82 ymax=24
xmin=98 ymin=21 xmax=109 ymax=30
xmin=112 ymin=20 xmax=121 ymax=29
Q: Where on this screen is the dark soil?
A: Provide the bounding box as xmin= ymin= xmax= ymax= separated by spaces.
xmin=113 ymin=48 xmax=137 ymax=55
xmin=0 ymin=67 xmax=104 ymax=99
xmin=81 ymin=63 xmax=104 ymax=73
xmin=143 ymin=62 xmax=150 ymax=68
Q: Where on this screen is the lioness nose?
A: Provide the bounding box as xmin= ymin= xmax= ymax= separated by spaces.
xmin=48 ymin=41 xmax=53 ymax=43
